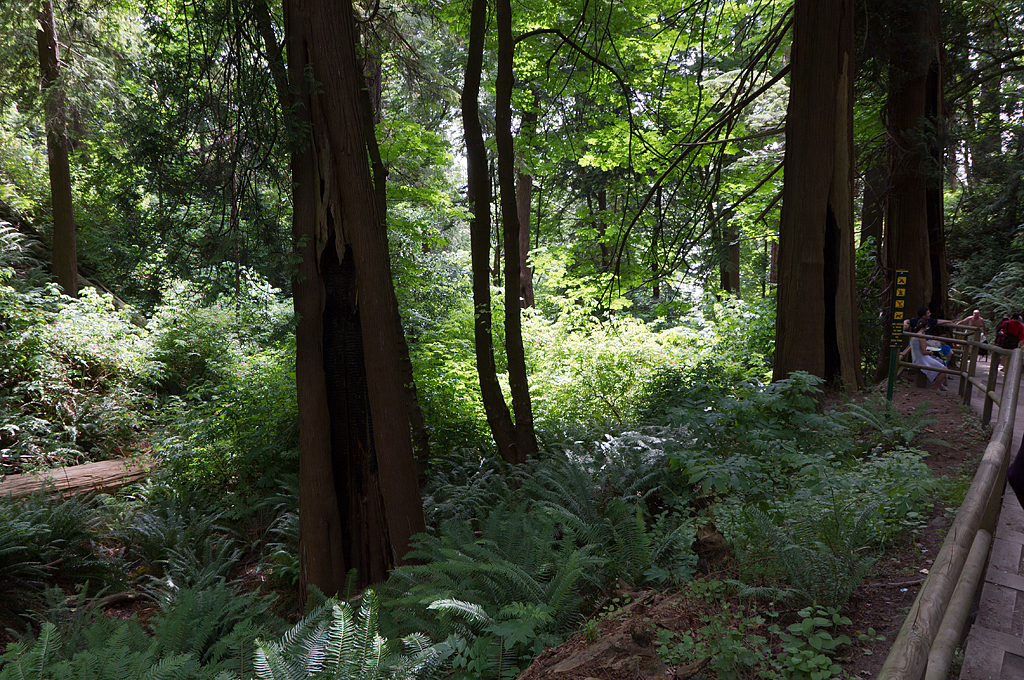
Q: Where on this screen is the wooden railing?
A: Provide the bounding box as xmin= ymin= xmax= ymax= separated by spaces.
xmin=878 ymin=330 xmax=1023 ymax=680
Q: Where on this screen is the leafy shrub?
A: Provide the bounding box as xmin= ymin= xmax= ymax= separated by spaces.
xmin=0 ymin=283 xmax=155 ymax=471
xmin=665 ymin=372 xmax=850 ymax=498
xmin=156 ymin=342 xmax=299 ymax=502
xmin=771 ymin=606 xmax=852 ymax=680
xmin=409 ymin=298 xmax=491 ymax=452
xmin=0 ymin=583 xmax=283 ymax=680
xmin=427 ymin=599 xmax=557 ymax=680
xmin=693 ymin=293 xmax=776 ymax=380
xmin=524 ymin=312 xmax=686 ymax=429
xmin=421 ymin=451 xmax=517 ymax=528
xmin=106 ymin=485 xmax=242 ymax=590
xmin=636 ymin=360 xmax=747 ymax=425
xmin=844 ymin=395 xmax=940 ymax=449
xmin=740 ymin=505 xmax=877 ymax=608
xmin=524 ymin=439 xmax=696 ymax=586
xmin=381 ymin=507 xmax=598 ymax=642
xmin=147 ymin=272 xmax=291 ymax=397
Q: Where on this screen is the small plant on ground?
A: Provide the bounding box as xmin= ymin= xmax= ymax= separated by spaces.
xmin=771 ymin=606 xmax=852 ymax=680
xmin=843 ymin=395 xmax=942 ymax=449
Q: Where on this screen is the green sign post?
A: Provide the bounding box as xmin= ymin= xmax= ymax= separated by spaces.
xmin=886 ymin=270 xmax=909 ymax=401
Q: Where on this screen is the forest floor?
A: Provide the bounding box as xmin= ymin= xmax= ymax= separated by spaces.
xmin=518 ymin=373 xmax=992 ymax=680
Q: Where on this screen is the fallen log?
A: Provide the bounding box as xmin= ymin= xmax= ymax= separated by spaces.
xmin=0 ymin=456 xmax=157 ymax=498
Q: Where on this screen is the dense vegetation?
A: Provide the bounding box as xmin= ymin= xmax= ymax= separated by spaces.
xmin=0 ymin=224 xmax=956 ymax=678
xmin=1 ymin=0 xmax=1022 ymax=677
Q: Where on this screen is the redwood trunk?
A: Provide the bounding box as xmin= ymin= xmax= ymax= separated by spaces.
xmin=773 ymin=0 xmax=862 ymax=390
xmin=289 ymin=0 xmax=425 ymax=595
xmin=882 ymin=0 xmax=943 ymax=319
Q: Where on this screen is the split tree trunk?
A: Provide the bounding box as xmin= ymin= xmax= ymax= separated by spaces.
xmin=773 ymin=0 xmax=862 ymax=391
xmin=287 ymin=0 xmax=425 ymax=596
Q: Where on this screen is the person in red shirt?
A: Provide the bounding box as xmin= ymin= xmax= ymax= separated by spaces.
xmin=996 ymin=313 xmax=1024 ymax=349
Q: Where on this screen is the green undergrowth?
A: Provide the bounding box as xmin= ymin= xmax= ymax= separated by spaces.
xmin=0 ymin=226 xmax=953 ymax=678
xmin=0 ymin=366 xmax=952 ymax=679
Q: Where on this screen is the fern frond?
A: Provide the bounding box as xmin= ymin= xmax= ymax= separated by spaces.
xmin=253 ymin=642 xmax=293 ymax=680
xmin=325 ymin=602 xmax=354 ymax=678
xmin=427 ymin=598 xmax=493 ymax=626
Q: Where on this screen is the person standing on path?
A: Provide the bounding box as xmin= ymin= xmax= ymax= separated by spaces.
xmin=996 ymin=313 xmax=1024 ymax=350
xmin=958 ymin=309 xmax=987 ymax=334
xmin=958 ymin=309 xmax=989 ymax=360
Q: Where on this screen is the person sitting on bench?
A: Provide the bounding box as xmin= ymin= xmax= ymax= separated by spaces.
xmin=907 ymin=306 xmax=949 ymax=391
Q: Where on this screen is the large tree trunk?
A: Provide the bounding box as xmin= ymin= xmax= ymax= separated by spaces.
xmin=925 ymin=49 xmax=947 ymax=318
xmin=773 ymin=0 xmax=862 ymax=391
xmin=288 ymin=0 xmax=425 ymax=597
xmin=882 ymin=0 xmax=943 ymax=320
xmin=37 ymin=0 xmax=77 ymax=297
xmin=462 ymin=0 xmax=519 ymax=463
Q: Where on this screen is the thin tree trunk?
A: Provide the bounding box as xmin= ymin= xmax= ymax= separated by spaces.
xmin=720 ymin=218 xmax=741 ymax=297
xmin=516 ymin=101 xmax=537 ymax=309
xmin=496 ymin=0 xmax=536 ymax=461
xmin=597 ymin=189 xmax=611 ymax=271
xmin=652 ymin=185 xmax=662 ymax=299
xmin=516 ymin=169 xmax=534 ymax=308
xmin=37 ymin=0 xmax=77 ymax=297
xmin=462 ymin=0 xmax=518 ymax=462
xmin=971 ymin=14 xmax=1000 ymax=181
xmin=859 ymin=159 xmax=884 ymax=256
